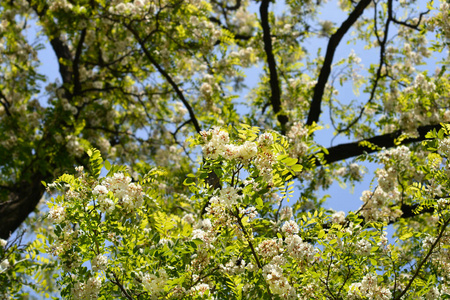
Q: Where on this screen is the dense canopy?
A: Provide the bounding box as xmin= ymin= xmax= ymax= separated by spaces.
xmin=0 ymin=0 xmax=449 ymax=298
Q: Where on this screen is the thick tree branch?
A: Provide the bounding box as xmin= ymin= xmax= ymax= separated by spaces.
xmin=260 ymin=0 xmax=288 ymax=133
xmin=73 ymin=28 xmax=87 ymax=96
xmin=0 ymin=91 xmax=12 ymax=117
xmin=0 ymin=173 xmax=46 ymax=239
xmin=307 ymin=0 xmax=372 ymax=126
xmin=320 ymin=124 xmax=440 ymax=164
xmin=49 ymin=37 xmax=73 ymax=86
xmin=393 ymin=203 xmax=434 ymax=224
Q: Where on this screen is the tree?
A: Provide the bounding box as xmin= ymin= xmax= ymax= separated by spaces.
xmin=0 ymin=0 xmax=449 ymax=298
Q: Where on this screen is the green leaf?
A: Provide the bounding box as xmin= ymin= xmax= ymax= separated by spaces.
xmin=255 ymin=197 xmax=263 ymax=209
xmin=282 ymin=157 xmax=298 ymax=166
xmin=87 ymin=148 xmax=103 ymax=178
xmin=104 ymin=160 xmax=111 ymax=171
xmin=183 ymin=177 xmax=195 ymax=186
xmin=277 ymin=154 xmax=289 ymax=161
xmin=291 ymin=164 xmax=303 ymax=172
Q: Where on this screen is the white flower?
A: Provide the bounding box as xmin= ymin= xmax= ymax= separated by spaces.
xmin=98 ymin=198 xmax=115 ymax=214
xmin=48 ymin=206 xmax=66 ymax=224
xmin=285 ymin=234 xmax=316 ymax=261
xmin=0 ymin=259 xmax=10 ymax=271
xmin=239 ymin=141 xmax=258 ymax=160
xmin=257 ymin=239 xmax=279 ymax=258
xmin=258 ymin=132 xmax=274 ymax=147
xmin=190 ymin=283 xmax=210 ymax=296
xmin=92 ymin=254 xmax=108 ymax=272
xmin=142 ymin=269 xmax=168 ymax=294
xmin=182 ymin=213 xmax=195 ymax=224
xmin=219 ymin=186 xmax=241 ymax=208
xmin=0 ymin=239 xmax=7 ymax=248
xmin=281 ymin=220 xmax=299 ymax=235
xmin=84 ymin=276 xmax=102 ymax=299
xmin=331 ymin=211 xmax=345 ymax=224
xmin=355 ymin=239 xmax=372 ymax=256
xmin=93 ymin=185 xmax=108 ymax=198
xmin=279 ymin=206 xmax=293 ymax=221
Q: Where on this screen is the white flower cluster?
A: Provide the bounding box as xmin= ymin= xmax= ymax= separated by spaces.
xmin=189 ymin=283 xmax=211 ymax=298
xmin=331 ymin=211 xmax=346 ymax=224
xmin=218 ymin=186 xmax=241 ymax=208
xmin=200 ymin=128 xmax=282 ymax=184
xmin=181 ymin=213 xmax=195 ymax=224
xmin=348 ymin=163 xmax=364 ymax=181
xmin=425 ymin=286 xmax=441 ymax=299
xmin=93 ymin=173 xmax=144 ymax=213
xmin=47 ymin=225 xmax=79 ymax=258
xmin=354 ymin=239 xmax=372 ymax=256
xmin=229 ymin=47 xmax=255 ymax=67
xmin=200 ymin=82 xmax=214 ymax=98
xmin=285 ymin=235 xmax=316 ymax=261
xmin=190 ymin=249 xmax=210 ymax=271
xmin=220 ymin=257 xmax=246 ymax=275
xmin=254 ymin=150 xmax=277 ymax=183
xmin=438 ymin=137 xmax=450 ymax=158
xmin=232 ymin=7 xmax=257 ymax=36
xmin=347 ymin=273 xmax=391 ymax=300
xmin=398 ymin=73 xmax=440 ymax=136
xmin=49 ymin=0 xmax=73 ymax=11
xmin=48 ymin=206 xmax=66 ymax=224
xmin=72 ymin=277 xmax=102 ymax=300
xmin=141 ymin=269 xmax=168 ymax=295
xmin=109 ymin=0 xmax=151 ymax=16
xmin=200 ymin=127 xmax=230 ymax=160
xmin=359 ymin=188 xmax=402 ymax=222
xmin=279 ymin=206 xmax=293 ymax=221
xmin=281 ymin=220 xmax=299 ymax=235
xmin=91 ymin=254 xmax=108 ymax=272
xmin=192 ymin=219 xmax=216 ymax=249
xmin=357 ymin=146 xmax=415 ymax=222
xmin=192 ymin=227 xmax=216 ymax=250
xmin=257 ymin=239 xmax=280 ymax=259
xmin=378 ymin=146 xmax=411 ymax=171
xmin=0 ymin=259 xmax=10 ymax=272
xmin=262 ymin=258 xmax=296 ymax=298
xmin=205 ymin=195 xmax=234 ymax=228
xmin=376 ymin=168 xmax=397 ymax=192
xmin=287 ymin=122 xmax=309 ymax=159
xmin=240 ymin=206 xmax=258 ymax=220
xmin=189 ymin=16 xmax=222 ymax=46
xmin=429 ymin=3 xmax=450 ymax=41
xmin=66 ymin=135 xmax=84 ymax=157
xmin=0 ymin=239 xmax=7 ymax=248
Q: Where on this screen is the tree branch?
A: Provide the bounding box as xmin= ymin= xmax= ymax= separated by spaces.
xmin=260 ymin=0 xmax=288 ymax=133
xmin=320 ymin=124 xmax=440 ymax=165
xmin=0 ymin=173 xmax=46 ymax=239
xmin=307 ymin=0 xmax=372 ymax=126
xmin=125 ymin=26 xmax=202 ymax=134
xmin=73 ymin=28 xmax=87 ymax=96
xmin=394 ymin=216 xmax=450 ymax=299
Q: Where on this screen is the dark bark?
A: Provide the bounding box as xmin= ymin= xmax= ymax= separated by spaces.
xmin=0 ymin=173 xmax=46 ymax=239
xmin=260 ymin=0 xmax=288 ymax=133
xmin=307 ymin=0 xmax=372 ymax=126
xmin=321 ymin=124 xmax=440 ymax=164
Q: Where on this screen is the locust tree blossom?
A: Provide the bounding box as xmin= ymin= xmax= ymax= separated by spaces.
xmin=31 ymin=123 xmax=450 ymax=299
